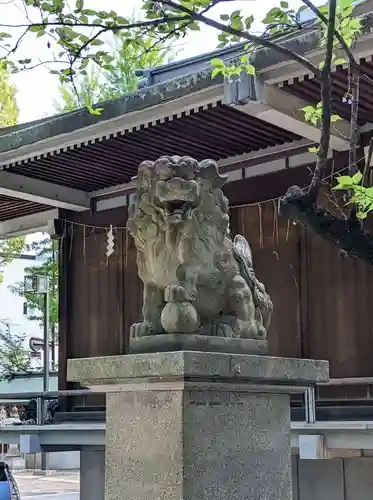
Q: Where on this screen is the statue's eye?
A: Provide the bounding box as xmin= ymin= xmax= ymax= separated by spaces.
xmin=158 ymin=166 xmax=173 ymax=180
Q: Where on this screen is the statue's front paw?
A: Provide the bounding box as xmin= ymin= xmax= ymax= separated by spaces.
xmin=130 ymin=322 xmax=157 ymax=338
xmin=164 ymin=285 xmax=191 ymax=302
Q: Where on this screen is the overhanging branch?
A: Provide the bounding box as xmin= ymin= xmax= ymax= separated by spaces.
xmin=307 ymin=0 xmax=336 ymax=200
xmin=159 ymin=0 xmax=321 ymax=78
xmin=300 ymin=0 xmax=357 ymax=66
xmin=279 ymin=185 xmax=373 ymax=267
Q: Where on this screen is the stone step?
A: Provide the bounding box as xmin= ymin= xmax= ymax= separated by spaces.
xmin=54 ymin=411 xmax=105 ymax=423
xmin=71 ymin=406 xmax=106 ymax=412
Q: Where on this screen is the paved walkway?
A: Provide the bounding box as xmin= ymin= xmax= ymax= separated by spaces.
xmin=13 ymin=471 xmax=79 ymax=498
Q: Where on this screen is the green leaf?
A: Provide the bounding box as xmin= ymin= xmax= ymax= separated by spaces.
xmin=189 ymin=22 xmax=200 ymax=30
xmin=352 ymin=171 xmax=363 ymax=184
xmin=301 ymin=105 xmax=315 ymax=113
xmin=365 ymin=187 xmax=373 ymax=198
xmin=349 ymin=19 xmax=361 ymax=30
xmin=334 ymin=58 xmax=346 ymax=65
xmin=245 ymin=14 xmax=254 ymax=29
xmin=220 ymin=14 xmax=229 ymax=21
xmin=29 ymin=24 xmax=44 ymax=32
xmin=337 ymin=175 xmax=354 ymax=185
xmin=91 ymin=39 xmax=104 ymax=46
xmin=211 ymin=68 xmax=222 ymax=77
xmin=241 ymin=54 xmax=248 ymax=63
xmin=81 ymin=8 xmax=98 ymax=15
xmin=280 ymin=0 xmax=288 ymax=7
xmin=0 ymin=33 xmax=11 ymax=39
xmin=308 ymin=146 xmax=319 ymax=153
xmin=357 ymin=211 xmax=368 ymax=220
xmin=244 ymin=64 xmax=255 ymax=75
xmin=116 ymin=16 xmax=129 ymax=24
xmin=87 ymin=104 xmax=103 ymax=115
xmin=210 ymin=58 xmax=224 ymax=68
xmin=331 ymin=114 xmax=342 ymax=122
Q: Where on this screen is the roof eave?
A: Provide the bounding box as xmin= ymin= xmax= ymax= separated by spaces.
xmin=0 ymin=71 xmax=224 ymax=165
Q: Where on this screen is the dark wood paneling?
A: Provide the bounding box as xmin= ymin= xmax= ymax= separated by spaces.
xmin=59 ymin=152 xmax=373 ymax=401
xmin=58 ymin=213 xmax=69 ymax=394
xmin=61 ymin=206 xmax=142 ymax=363
xmin=67 ymin=226 xmax=132 ymax=359
xmin=60 ymin=208 xmax=143 ymax=407
xmin=304 ymin=228 xmax=373 ymax=377
xmin=231 ymin=203 xmax=302 ymax=357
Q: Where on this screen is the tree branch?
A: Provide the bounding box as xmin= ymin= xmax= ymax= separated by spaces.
xmin=300 ymin=0 xmax=357 ymax=65
xmin=363 ymin=136 xmax=373 ymax=186
xmin=348 ymin=72 xmax=360 ymax=174
xmin=158 ymin=0 xmax=322 ymax=78
xmin=279 ymin=185 xmax=373 ymax=267
xmin=347 ymin=70 xmax=360 ymax=219
xmin=0 ymin=15 xmax=189 ymax=32
xmin=300 ymin=0 xmax=373 ymax=85
xmin=307 ymin=0 xmax=336 ymax=200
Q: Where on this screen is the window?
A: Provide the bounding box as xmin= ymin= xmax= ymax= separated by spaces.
xmin=23 ymin=303 xmax=38 ymax=317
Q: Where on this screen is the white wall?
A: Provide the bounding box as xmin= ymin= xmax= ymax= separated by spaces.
xmin=25 ymin=451 xmax=80 ymax=471
xmin=0 ymin=233 xmax=57 ymax=371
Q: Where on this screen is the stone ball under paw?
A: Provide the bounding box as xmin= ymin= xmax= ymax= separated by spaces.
xmin=161 ymin=301 xmax=199 ymax=334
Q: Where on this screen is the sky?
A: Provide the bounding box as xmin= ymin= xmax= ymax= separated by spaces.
xmin=1 ymin=0 xmax=305 ymax=123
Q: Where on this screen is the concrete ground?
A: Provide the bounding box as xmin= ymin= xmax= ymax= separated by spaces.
xmin=13 ymin=471 xmax=80 ymax=499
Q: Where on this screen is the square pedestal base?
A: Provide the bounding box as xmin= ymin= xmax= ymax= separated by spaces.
xmin=68 ymin=351 xmax=329 ymax=500
xmin=106 ymin=387 xmax=291 ymax=500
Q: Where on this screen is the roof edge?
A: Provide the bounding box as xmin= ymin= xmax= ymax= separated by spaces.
xmin=0 ymin=73 xmax=224 ymax=166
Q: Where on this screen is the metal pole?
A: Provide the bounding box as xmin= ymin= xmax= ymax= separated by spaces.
xmin=43 ymin=291 xmax=49 ymax=393
xmin=41 ymin=291 xmax=49 ymax=472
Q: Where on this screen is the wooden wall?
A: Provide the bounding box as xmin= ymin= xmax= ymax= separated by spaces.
xmin=230 ymin=201 xmax=373 ymax=378
xmin=58 ymin=207 xmax=142 ymax=395
xmin=59 ymin=160 xmax=373 ymax=396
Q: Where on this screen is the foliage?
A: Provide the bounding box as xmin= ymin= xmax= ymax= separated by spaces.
xmin=0 ymin=331 xmax=31 ymax=381
xmin=55 ymin=29 xmax=174 ymax=111
xmin=9 ymin=235 xmax=58 ymax=337
xmin=0 ymin=0 xmax=371 ymax=255
xmin=0 ymin=237 xmax=26 ymax=283
xmin=0 ymin=62 xmax=18 ymax=127
xmin=333 ymin=172 xmax=373 ymax=220
xmin=0 ymin=64 xmax=25 ymax=280
xmin=0 ymin=1 xmax=326 ymax=81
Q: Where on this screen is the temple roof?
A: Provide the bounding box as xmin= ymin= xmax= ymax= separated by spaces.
xmin=0 ymin=0 xmax=372 ymax=226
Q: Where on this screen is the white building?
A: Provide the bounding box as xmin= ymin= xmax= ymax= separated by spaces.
xmin=0 ymin=243 xmax=56 ymax=372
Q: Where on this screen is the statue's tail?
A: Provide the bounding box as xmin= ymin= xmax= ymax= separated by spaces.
xmin=233 ymin=235 xmax=273 ymax=332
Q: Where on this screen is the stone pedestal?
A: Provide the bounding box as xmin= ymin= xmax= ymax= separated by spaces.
xmin=68 ymin=351 xmax=328 ymax=500
xmin=80 ymin=449 xmax=105 ymax=500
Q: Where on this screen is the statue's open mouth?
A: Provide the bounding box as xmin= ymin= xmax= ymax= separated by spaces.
xmin=159 ymin=199 xmax=193 ymax=223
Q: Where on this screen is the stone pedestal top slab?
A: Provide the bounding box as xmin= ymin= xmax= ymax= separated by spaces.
xmin=129 ymin=334 xmax=268 ymax=355
xmin=67 ymin=351 xmax=328 ymax=389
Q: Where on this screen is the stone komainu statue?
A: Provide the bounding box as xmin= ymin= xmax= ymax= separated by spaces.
xmin=127 ymin=156 xmax=273 ymax=339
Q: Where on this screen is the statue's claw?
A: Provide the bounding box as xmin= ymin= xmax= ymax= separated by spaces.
xmin=164 ymin=285 xmax=190 ymax=303
xmin=130 ymin=322 xmax=158 ymax=338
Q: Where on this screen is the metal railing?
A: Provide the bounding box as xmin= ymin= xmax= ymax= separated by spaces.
xmin=0 ymin=387 xmax=317 ymax=425
xmin=0 ymin=389 xmax=97 ymax=426
xmin=0 ymin=377 xmax=371 ymax=427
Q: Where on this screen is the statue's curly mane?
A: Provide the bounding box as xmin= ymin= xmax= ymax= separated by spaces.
xmin=127 ymin=156 xmax=230 ymax=256
xmin=186 ymin=186 xmax=230 ymax=253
